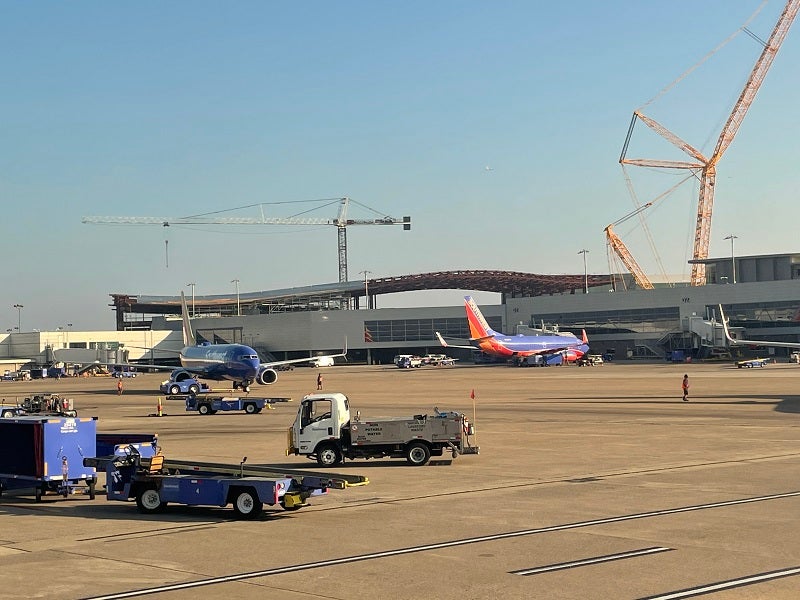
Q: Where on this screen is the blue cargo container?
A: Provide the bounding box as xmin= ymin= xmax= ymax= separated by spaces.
xmin=0 ymin=416 xmax=98 ymax=501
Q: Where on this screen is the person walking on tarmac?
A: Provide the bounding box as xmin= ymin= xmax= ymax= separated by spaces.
xmin=682 ymin=374 xmax=690 ymax=402
xmin=117 ymin=379 xmax=123 ymax=396
xmin=316 ymin=372 xmax=323 ymax=391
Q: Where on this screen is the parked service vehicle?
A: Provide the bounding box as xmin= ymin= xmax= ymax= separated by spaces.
xmin=85 ymin=442 xmax=367 ymax=519
xmin=160 ymin=377 xmax=212 ymax=396
xmin=287 ymin=393 xmax=479 ymax=467
xmin=737 ymin=358 xmax=769 ymax=368
xmin=396 ymin=356 xmax=423 ymax=368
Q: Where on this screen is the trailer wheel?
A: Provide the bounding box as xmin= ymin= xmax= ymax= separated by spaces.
xmin=1 ymin=409 xmax=15 ymax=418
xmin=88 ymin=479 xmax=96 ymax=500
xmin=406 ymin=442 xmax=431 ymax=466
xmin=136 ymin=487 xmax=165 ymax=513
xmin=169 ymin=384 xmax=181 ymax=395
xmin=244 ymin=403 xmax=257 ymax=414
xmin=316 ymin=443 xmax=342 ymax=467
xmin=232 ymin=488 xmax=262 ymax=519
xmin=198 ymin=403 xmax=212 ymax=415
xmin=188 ymin=384 xmax=200 ymax=395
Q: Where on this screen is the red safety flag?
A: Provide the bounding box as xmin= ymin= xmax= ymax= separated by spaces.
xmin=470 ymin=389 xmax=475 ymax=399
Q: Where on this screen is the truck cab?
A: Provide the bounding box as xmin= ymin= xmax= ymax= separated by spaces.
xmin=290 ymin=394 xmax=350 ymax=464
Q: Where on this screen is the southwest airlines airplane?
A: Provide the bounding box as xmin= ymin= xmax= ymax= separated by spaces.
xmin=113 ymin=292 xmax=346 ymax=392
xmin=436 ymin=296 xmax=589 ymax=361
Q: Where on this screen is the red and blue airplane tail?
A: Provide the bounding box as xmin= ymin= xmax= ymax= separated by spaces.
xmin=464 ymin=296 xmax=499 ymax=340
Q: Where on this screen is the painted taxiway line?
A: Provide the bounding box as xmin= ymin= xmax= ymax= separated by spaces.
xmin=511 ymin=546 xmax=673 ymax=575
xmin=82 ymin=490 xmax=800 ymax=600
xmin=639 ymin=566 xmax=800 ymax=599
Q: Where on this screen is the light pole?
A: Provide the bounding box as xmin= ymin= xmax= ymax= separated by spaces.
xmin=577 ymin=250 xmax=589 ymax=294
xmin=13 ymin=304 xmax=23 ymax=332
xmin=359 ymin=270 xmax=372 ymax=309
xmin=724 ymin=235 xmax=738 ymax=284
xmin=231 ymin=279 xmax=240 ymax=316
xmin=186 ymin=282 xmax=196 ymax=317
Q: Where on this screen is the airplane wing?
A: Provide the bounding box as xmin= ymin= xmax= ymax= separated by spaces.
xmin=88 ymin=359 xmax=200 ymax=373
xmin=719 ymin=305 xmax=800 ymax=349
xmin=261 ymin=340 xmax=348 ymax=369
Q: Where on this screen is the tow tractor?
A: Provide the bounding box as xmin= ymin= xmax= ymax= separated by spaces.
xmin=287 ymin=392 xmax=479 ymax=466
xmin=84 ymin=443 xmax=367 ymax=518
xmin=737 ymin=358 xmax=770 ymax=368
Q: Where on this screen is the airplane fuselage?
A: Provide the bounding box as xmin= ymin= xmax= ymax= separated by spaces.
xmin=179 ymin=343 xmax=260 ymax=383
xmin=478 ymin=335 xmax=589 ymax=358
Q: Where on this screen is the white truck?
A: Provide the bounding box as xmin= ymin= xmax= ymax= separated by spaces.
xmin=287 ymin=393 xmax=479 ymax=466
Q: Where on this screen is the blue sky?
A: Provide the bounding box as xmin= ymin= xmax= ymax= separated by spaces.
xmin=2 ymin=1 xmax=798 ymax=330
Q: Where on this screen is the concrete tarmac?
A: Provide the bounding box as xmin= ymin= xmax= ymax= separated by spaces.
xmin=1 ymin=361 xmax=799 ymax=599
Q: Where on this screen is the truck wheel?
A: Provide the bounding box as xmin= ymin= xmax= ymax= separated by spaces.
xmin=244 ymin=403 xmax=257 ymax=414
xmin=406 ymin=442 xmax=431 ymax=466
xmin=232 ymin=488 xmax=262 ymax=519
xmin=316 ymin=444 xmax=342 ymax=467
xmin=169 ymin=384 xmax=181 ymax=395
xmin=136 ymin=487 xmax=165 ymax=513
xmin=88 ymin=479 xmax=96 ymax=500
xmin=188 ymin=384 xmax=200 ymax=395
xmin=198 ymin=403 xmax=212 ymax=415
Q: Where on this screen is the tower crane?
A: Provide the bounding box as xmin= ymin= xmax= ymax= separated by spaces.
xmin=617 ymin=0 xmax=799 ymax=287
xmin=82 ymin=197 xmax=411 ymax=283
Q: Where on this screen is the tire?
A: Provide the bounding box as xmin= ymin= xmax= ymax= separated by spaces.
xmin=169 ymin=384 xmax=181 ymax=395
xmin=406 ymin=441 xmax=431 ymax=466
xmin=232 ymin=488 xmax=262 ymax=519
xmin=1 ymin=410 xmax=14 ymax=418
xmin=88 ymin=479 xmax=96 ymax=500
xmin=198 ymin=403 xmax=212 ymax=415
xmin=188 ymin=384 xmax=200 ymax=395
xmin=316 ymin=443 xmax=343 ymax=467
xmin=244 ymin=403 xmax=257 ymax=414
xmin=35 ymin=486 xmax=43 ymax=502
xmin=136 ymin=487 xmax=165 ymax=513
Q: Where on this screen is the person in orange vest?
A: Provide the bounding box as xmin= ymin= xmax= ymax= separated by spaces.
xmin=316 ymin=372 xmax=323 ymax=390
xmin=117 ymin=379 xmax=123 ymax=396
xmin=682 ymin=374 xmax=689 ymax=402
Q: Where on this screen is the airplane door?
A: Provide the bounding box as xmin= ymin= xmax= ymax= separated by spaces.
xmin=297 ymin=398 xmax=335 ymax=450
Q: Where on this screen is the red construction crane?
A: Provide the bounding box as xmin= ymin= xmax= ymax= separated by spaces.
xmin=617 ymin=0 xmax=799 ymax=286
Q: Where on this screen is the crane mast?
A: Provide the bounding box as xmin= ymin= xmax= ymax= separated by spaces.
xmin=617 ymin=0 xmax=799 ymax=287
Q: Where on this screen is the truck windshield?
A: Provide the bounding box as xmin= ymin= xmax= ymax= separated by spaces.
xmin=301 ymin=398 xmax=333 ymax=428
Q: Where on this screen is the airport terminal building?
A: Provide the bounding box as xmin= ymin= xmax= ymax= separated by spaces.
xmin=3 ymin=254 xmax=800 ymax=369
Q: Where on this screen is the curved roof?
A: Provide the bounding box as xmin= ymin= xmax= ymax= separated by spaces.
xmin=110 ymin=269 xmax=611 ymax=326
xmin=365 ymin=270 xmax=610 ymax=297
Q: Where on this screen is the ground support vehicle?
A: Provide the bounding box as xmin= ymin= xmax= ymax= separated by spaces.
xmin=166 ymin=394 xmax=291 ymax=415
xmin=577 ymin=354 xmax=604 ymax=367
xmin=737 ymin=358 xmax=769 ymax=368
xmin=14 ymin=393 xmax=78 ymax=417
xmin=287 ymin=392 xmax=479 ymax=467
xmin=159 ymin=377 xmax=212 ymax=396
xmin=396 ymin=356 xmax=422 ymax=368
xmin=0 ymin=416 xmax=98 ymax=501
xmin=85 ymin=444 xmax=367 ymax=519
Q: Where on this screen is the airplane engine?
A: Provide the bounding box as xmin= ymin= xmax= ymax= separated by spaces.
xmin=256 ymin=367 xmax=278 ymax=385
